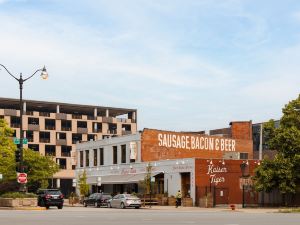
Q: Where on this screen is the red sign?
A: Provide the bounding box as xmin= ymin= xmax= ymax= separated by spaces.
xmin=17 ymin=173 xmax=27 ymax=184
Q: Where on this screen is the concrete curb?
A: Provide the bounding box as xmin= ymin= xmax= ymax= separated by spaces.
xmin=0 ymin=207 xmax=47 ymax=211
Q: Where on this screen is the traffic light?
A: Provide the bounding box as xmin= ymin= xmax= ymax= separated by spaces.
xmin=15 ymin=149 xmax=21 ymax=163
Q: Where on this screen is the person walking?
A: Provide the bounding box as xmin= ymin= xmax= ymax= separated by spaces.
xmin=175 ymin=190 xmax=182 ymax=208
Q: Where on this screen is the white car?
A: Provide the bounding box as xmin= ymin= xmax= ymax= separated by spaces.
xmin=108 ymin=194 xmax=141 ymax=209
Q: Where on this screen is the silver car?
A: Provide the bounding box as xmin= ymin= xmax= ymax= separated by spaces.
xmin=108 ymin=194 xmax=141 ymax=209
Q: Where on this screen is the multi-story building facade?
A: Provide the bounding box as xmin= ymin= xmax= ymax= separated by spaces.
xmin=76 ymin=123 xmax=255 ymax=206
xmin=0 ymin=97 xmax=137 ymax=196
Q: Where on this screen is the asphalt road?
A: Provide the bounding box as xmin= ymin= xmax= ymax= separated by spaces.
xmin=0 ymin=207 xmax=299 ymax=225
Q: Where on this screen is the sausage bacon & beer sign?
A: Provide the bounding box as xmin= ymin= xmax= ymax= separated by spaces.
xmin=158 ymin=133 xmax=236 ymax=152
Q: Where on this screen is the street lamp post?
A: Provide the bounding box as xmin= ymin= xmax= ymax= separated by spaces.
xmin=240 ymin=161 xmax=249 ymax=208
xmin=0 ymin=64 xmax=48 ymax=191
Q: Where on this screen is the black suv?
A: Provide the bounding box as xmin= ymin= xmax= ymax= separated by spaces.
xmin=83 ymin=193 xmax=112 ymax=208
xmin=37 ymin=189 xmax=64 ymax=209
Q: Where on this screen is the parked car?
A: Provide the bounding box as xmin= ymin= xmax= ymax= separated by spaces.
xmin=37 ymin=189 xmax=64 ymax=209
xmin=108 ymin=194 xmax=141 ymax=209
xmin=83 ymin=193 xmax=112 ymax=208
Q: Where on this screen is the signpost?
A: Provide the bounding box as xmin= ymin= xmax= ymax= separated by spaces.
xmin=13 ymin=138 xmax=28 ymax=145
xmin=17 ymin=173 xmax=27 ymax=184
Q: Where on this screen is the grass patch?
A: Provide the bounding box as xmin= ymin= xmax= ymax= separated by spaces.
xmin=278 ymin=208 xmax=300 ymax=213
xmin=0 ymin=192 xmax=37 ymax=199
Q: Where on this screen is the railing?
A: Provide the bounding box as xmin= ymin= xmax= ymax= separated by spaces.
xmin=45 ymin=125 xmax=56 ymax=130
xmin=39 ymin=112 xmax=50 ymax=117
xmin=4 ymin=109 xmax=17 ymax=116
xmin=61 ymin=126 xmax=72 ymax=131
xmin=56 ymin=139 xmax=67 ymax=146
xmin=77 ymin=127 xmax=88 ymax=134
xmin=11 ymin=123 xmax=20 ymax=128
xmin=61 ymin=152 xmax=71 ymax=157
xmin=122 ymin=130 xmax=132 ymax=135
xmin=56 ymin=113 xmax=67 ymax=120
xmin=28 ymin=124 xmax=40 ymax=131
xmin=40 ymin=138 xmax=50 ymax=143
xmin=72 ymin=114 xmax=82 ymax=119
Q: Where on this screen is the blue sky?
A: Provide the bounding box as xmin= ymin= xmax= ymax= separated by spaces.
xmin=1 ymin=0 xmax=300 ymax=131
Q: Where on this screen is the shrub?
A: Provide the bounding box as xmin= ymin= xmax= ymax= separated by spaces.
xmin=0 ymin=192 xmax=37 ymax=199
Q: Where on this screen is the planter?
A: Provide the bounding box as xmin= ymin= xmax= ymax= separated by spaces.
xmin=182 ymin=197 xmax=193 ymax=207
xmin=168 ymin=197 xmax=176 ymax=206
xmin=0 ymin=198 xmax=37 ymax=207
xmin=161 ymin=197 xmax=168 ymax=206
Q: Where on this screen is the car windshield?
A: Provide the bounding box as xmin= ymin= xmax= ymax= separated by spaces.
xmin=46 ymin=190 xmax=61 ymax=195
xmin=124 ymin=194 xmax=137 ymax=198
xmin=102 ymin=195 xmax=112 ymax=199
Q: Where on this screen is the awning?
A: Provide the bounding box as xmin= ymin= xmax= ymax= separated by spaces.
xmin=87 ymin=172 xmax=162 ymax=185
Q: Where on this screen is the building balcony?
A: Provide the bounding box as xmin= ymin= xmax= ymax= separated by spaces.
xmin=45 ymin=125 xmax=56 ymax=130
xmin=102 ymin=117 xmax=113 ymax=123
xmin=11 ymin=123 xmax=20 ymax=128
xmin=4 ymin=109 xmax=17 ymax=116
xmin=40 ymin=138 xmax=50 ymax=143
xmin=61 ymin=127 xmax=72 ymax=131
xmin=56 ymin=139 xmax=67 ymax=146
xmin=28 ymin=124 xmax=40 ymax=131
xmin=77 ymin=127 xmax=88 ymax=134
xmin=56 ymin=113 xmax=67 ymax=120
xmin=122 ymin=130 xmax=132 ymax=135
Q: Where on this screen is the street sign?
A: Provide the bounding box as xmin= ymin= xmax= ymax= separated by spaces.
xmin=72 ymin=179 xmax=77 ymax=187
xmin=17 ymin=173 xmax=28 ymax=184
xmin=13 ymin=138 xmax=28 ymax=145
xmin=0 ymin=174 xmax=2 ymax=180
xmin=13 ymin=138 xmax=20 ymax=144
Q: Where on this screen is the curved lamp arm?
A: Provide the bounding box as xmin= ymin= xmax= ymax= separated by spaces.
xmin=23 ymin=68 xmax=43 ymax=82
xmin=0 ymin=64 xmax=19 ymax=81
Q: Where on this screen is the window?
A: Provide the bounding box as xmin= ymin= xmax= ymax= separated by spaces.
xmin=80 ymin=151 xmax=84 ymax=167
xmin=61 ymin=145 xmax=71 ymax=157
xmin=26 ymin=130 xmax=34 ymax=142
xmin=85 ymin=150 xmax=90 ymax=167
xmin=93 ymin=149 xmax=97 ymax=166
xmin=45 ymin=119 xmax=55 ymax=130
xmin=92 ymin=122 xmax=102 ymax=133
xmin=240 ymin=153 xmax=248 ymax=159
xmin=40 ymin=132 xmax=50 ymax=143
xmin=45 ymin=145 xmax=56 ymax=156
xmin=28 ymin=144 xmax=39 ymax=152
xmin=121 ymin=145 xmax=126 ymax=163
xmin=56 ymin=158 xmax=67 ymax=169
xmin=77 ymin=121 xmax=87 ymax=128
xmin=100 ymin=148 xmax=104 ymax=165
xmin=61 ymin=120 xmax=72 ymax=131
xmin=10 ymin=116 xmax=20 ymax=128
xmin=72 ymin=133 xmax=82 ymax=144
xmin=113 ymin=146 xmax=118 ymax=164
xmin=28 ymin=117 xmax=39 ymax=125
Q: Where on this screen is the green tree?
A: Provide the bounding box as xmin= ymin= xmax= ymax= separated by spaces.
xmin=23 ymin=148 xmax=59 ymax=190
xmin=0 ymin=119 xmax=17 ymax=181
xmin=78 ymin=170 xmax=89 ymax=197
xmin=254 ymin=94 xmax=300 ymax=197
xmin=139 ymin=163 xmax=152 ymax=194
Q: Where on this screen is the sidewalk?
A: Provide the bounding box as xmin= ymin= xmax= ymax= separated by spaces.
xmin=63 ymin=201 xmax=279 ymax=213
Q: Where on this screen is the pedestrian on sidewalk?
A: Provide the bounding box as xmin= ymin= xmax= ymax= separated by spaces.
xmin=175 ymin=190 xmax=182 ymax=208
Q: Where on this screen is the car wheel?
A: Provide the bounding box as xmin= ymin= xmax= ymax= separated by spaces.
xmin=46 ymin=205 xmax=50 ymax=209
xmin=58 ymin=205 xmax=63 ymax=209
xmin=120 ymin=202 xmax=126 ymax=209
xmin=135 ymin=206 xmax=140 ymax=209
